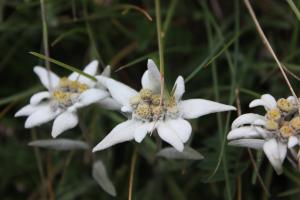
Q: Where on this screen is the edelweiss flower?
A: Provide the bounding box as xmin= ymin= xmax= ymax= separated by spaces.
xmin=227 ymin=94 xmax=300 ymax=174
xmin=15 ymin=60 xmax=112 ymax=137
xmin=93 ymin=59 xmax=236 ymax=152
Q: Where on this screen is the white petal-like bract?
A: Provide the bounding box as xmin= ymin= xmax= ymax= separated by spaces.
xmin=167 ymin=119 xmax=191 ymax=143
xmin=15 ymin=104 xmax=44 ymax=117
xmin=288 ymin=136 xmax=299 ymax=148
xmin=101 ymin=65 xmax=111 ymax=77
xmin=249 ymin=94 xmax=276 ymax=110
xmin=173 ymin=76 xmax=185 ymax=102
xmin=25 ymin=105 xmax=58 ymax=128
xmin=228 ymin=139 xmax=265 ymax=149
xmin=78 ymin=89 xmax=108 ymax=107
xmin=134 ymin=122 xmax=154 ymax=143
xmin=97 ymin=76 xmax=138 ymax=106
xmin=231 ymin=113 xmax=265 ymax=129
xmin=33 ymin=66 xmax=60 ymax=90
xmin=263 ymin=138 xmax=283 ymax=175
xmin=141 ymin=59 xmax=161 ymax=92
xmin=30 ymin=91 xmax=50 ymax=105
xmin=180 ymin=99 xmax=236 ymax=119
xmin=98 ymin=97 xmax=122 ymax=110
xmin=227 ymin=126 xmax=262 ymax=140
xmin=157 ymin=122 xmax=184 ymax=152
xmin=93 ymin=120 xmax=137 ymax=152
xmin=69 ymin=60 xmax=98 ymax=86
xmin=51 ymin=111 xmax=79 ymax=138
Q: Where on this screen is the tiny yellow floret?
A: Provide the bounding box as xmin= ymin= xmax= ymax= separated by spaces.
xmin=290 ymin=117 xmax=300 ymax=130
xmin=52 ymin=90 xmax=72 ymax=104
xmin=265 ymin=120 xmax=278 ymax=131
xmin=151 ymin=105 xmax=162 ymax=117
xmin=167 ymin=96 xmax=177 ymax=108
xmin=136 ymin=103 xmax=151 ymax=119
xmin=277 ymin=98 xmax=293 ymax=112
xmin=59 ymin=77 xmax=88 ymax=93
xmin=280 ymin=125 xmax=294 ymax=138
xmin=151 ymin=94 xmax=161 ymax=106
xmin=266 ymin=108 xmax=281 ymax=121
xmin=139 ymin=89 xmax=153 ymax=100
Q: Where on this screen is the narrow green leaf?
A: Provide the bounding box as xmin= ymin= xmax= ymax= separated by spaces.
xmin=287 ymin=0 xmax=300 ymax=21
xmin=29 ymin=51 xmax=97 ymax=82
xmin=277 ymin=187 xmax=300 ymax=197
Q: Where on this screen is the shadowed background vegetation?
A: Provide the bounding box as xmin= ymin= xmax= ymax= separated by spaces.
xmin=1 ymin=0 xmax=300 ymax=199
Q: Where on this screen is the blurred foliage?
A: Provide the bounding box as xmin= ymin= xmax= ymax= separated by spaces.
xmin=1 ymin=0 xmax=300 ymax=199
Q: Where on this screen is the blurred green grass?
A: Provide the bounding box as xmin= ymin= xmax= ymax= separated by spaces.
xmin=2 ymin=0 xmax=300 ymax=199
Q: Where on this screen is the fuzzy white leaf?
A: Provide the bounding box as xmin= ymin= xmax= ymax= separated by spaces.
xmin=28 ymin=139 xmax=88 ymax=150
xmin=92 ymin=160 xmax=117 ymax=197
xmin=157 ymin=147 xmax=204 ymax=160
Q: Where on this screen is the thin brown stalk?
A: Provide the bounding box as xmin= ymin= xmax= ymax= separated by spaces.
xmin=235 ymin=89 xmax=242 ymax=200
xmin=128 ymin=148 xmax=138 ymax=200
xmin=31 ymin=130 xmax=47 ymax=199
xmin=116 ymin=4 xmax=152 ymax=21
xmin=0 ymin=101 xmax=17 ymax=120
xmin=244 ymin=0 xmax=299 ymax=112
xmin=298 ymin=149 xmax=300 ymax=171
xmin=282 ymin=64 xmax=300 ymax=82
xmin=109 ymin=41 xmax=138 ymax=67
xmin=46 ymin=152 xmax=55 ymax=200
xmin=247 ymin=149 xmax=270 ymax=196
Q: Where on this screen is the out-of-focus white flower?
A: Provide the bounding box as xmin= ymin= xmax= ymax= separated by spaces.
xmin=15 ymin=60 xmax=113 ymax=137
xmin=227 ymin=94 xmax=300 ymax=174
xmin=93 ymin=59 xmax=236 ymax=152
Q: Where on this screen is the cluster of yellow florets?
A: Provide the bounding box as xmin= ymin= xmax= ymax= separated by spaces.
xmin=130 ymin=89 xmax=178 ymax=121
xmin=52 ymin=90 xmax=73 ymax=106
xmin=52 ymin=77 xmax=88 ymax=107
xmin=59 ymin=77 xmax=88 ymax=93
xmin=264 ymin=98 xmax=299 ymax=139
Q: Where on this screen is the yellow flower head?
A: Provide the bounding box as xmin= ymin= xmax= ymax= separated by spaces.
xmin=280 ymin=125 xmax=294 ymax=138
xmin=266 ymin=108 xmax=281 ymax=121
xmin=136 ymin=103 xmax=151 ymax=119
xmin=139 ymin=89 xmax=153 ymax=100
xmin=290 ymin=117 xmax=300 ymax=131
xmin=277 ymin=98 xmax=293 ymax=112
xmin=265 ymin=120 xmax=278 ymax=131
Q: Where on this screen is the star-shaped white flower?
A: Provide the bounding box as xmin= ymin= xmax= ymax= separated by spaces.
xmin=227 ymin=94 xmax=300 ymax=174
xmin=15 ymin=60 xmax=113 ymax=137
xmin=93 ymin=59 xmax=236 ymax=152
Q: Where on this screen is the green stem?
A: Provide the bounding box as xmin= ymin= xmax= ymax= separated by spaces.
xmin=155 ymin=0 xmax=165 ymax=76
xmin=40 ymin=0 xmax=52 ymax=90
xmin=287 ymin=0 xmax=300 ymax=21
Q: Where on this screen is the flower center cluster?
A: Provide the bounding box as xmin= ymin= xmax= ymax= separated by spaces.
xmin=129 ymin=89 xmax=179 ymax=122
xmin=264 ymin=98 xmax=299 ymax=139
xmin=51 ymin=77 xmax=88 ymax=108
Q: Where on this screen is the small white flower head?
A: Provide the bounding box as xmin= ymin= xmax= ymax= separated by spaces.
xmin=15 ymin=60 xmax=111 ymax=137
xmin=227 ymin=94 xmax=300 ymax=174
xmin=93 ymin=59 xmax=236 ymax=152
